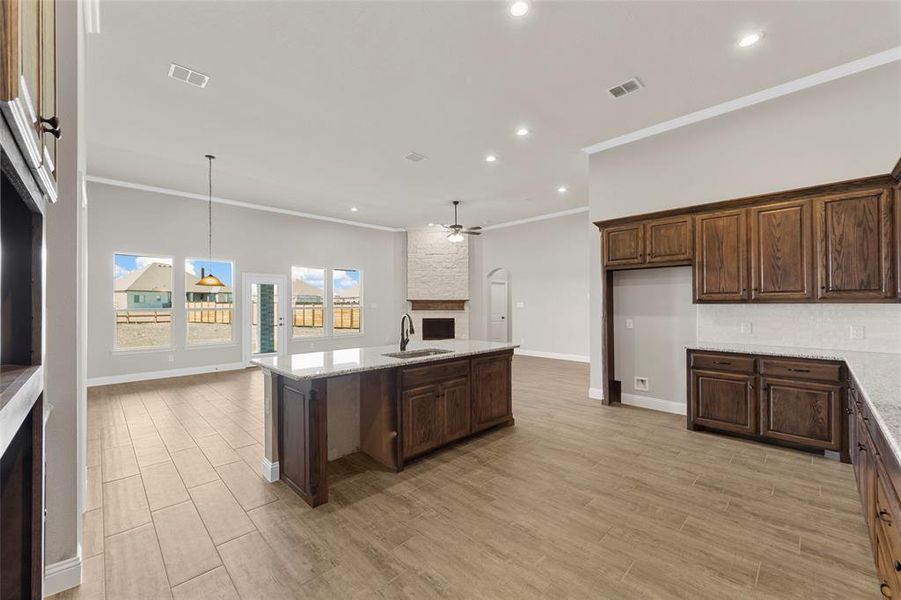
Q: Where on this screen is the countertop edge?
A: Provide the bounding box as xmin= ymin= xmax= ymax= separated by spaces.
xmin=0 ymin=365 xmax=44 ymax=457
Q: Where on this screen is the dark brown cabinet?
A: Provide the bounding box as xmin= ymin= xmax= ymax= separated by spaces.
xmin=471 ymin=353 xmax=512 ymax=432
xmin=401 ymin=384 xmax=444 ymax=458
xmin=815 ymin=189 xmax=894 ymax=300
xmin=690 ymin=369 xmax=756 ymax=435
xmin=687 ymin=350 xmax=845 ymax=456
xmin=750 ymin=199 xmax=813 ymax=300
xmin=759 ymin=377 xmax=841 ymax=451
xmin=603 ymin=223 xmax=643 ymax=267
xmin=694 ymin=209 xmax=748 ymax=301
xmin=646 ymin=216 xmax=693 ymax=264
xmin=441 ymin=376 xmax=471 ymax=444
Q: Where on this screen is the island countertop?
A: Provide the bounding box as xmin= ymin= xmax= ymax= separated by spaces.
xmin=686 ymin=342 xmax=901 ymax=461
xmin=251 ymin=339 xmax=519 ymax=381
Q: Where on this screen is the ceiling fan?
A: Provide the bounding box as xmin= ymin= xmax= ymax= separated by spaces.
xmin=441 ymin=200 xmax=481 ymax=242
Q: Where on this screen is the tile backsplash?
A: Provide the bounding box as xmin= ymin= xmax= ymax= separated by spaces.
xmin=697 ymin=304 xmax=901 ymax=354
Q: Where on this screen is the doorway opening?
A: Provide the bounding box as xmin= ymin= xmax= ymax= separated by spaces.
xmin=242 ymin=273 xmax=288 ymax=364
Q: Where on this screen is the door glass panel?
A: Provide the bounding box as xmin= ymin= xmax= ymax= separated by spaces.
xmin=251 ymin=283 xmax=280 ymax=355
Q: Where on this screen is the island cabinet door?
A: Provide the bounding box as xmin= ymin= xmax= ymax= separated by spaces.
xmin=694 ymin=209 xmax=748 ymax=302
xmin=402 ymin=384 xmax=443 ymax=459
xmin=440 ymin=376 xmax=471 ymax=444
xmin=471 ymin=354 xmax=512 ymax=432
xmin=689 ymin=369 xmax=756 ymax=435
xmin=759 ymin=377 xmax=842 ymax=451
xmin=815 ymin=189 xmax=894 ymax=300
xmin=749 ymin=199 xmax=813 ymax=300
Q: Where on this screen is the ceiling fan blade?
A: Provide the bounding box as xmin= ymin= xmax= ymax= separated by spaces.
xmin=462 ymin=230 xmax=481 ymax=236
xmin=466 ymin=226 xmax=482 ymax=231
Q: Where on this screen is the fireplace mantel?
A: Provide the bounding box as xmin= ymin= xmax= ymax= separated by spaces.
xmin=408 ymin=299 xmax=467 ymax=311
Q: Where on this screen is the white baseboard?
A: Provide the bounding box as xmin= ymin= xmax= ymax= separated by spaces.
xmin=620 ymin=392 xmax=687 ymax=415
xmin=261 ymin=458 xmax=279 ymax=483
xmin=43 ymin=553 xmax=82 ymax=597
xmin=514 ymin=349 xmax=590 ymax=363
xmin=87 ymin=362 xmax=247 ymax=387
xmin=588 ymin=387 xmax=604 ymax=401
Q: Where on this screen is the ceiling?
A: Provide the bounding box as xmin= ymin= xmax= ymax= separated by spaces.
xmin=86 ymin=1 xmax=901 ymax=229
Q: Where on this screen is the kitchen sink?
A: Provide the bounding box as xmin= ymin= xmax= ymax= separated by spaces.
xmin=382 ymin=348 xmax=454 ymax=359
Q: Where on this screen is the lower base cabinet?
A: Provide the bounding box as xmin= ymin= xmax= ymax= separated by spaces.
xmin=400 ymin=352 xmax=512 ymax=462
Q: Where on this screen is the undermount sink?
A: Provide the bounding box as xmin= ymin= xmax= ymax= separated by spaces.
xmin=382 ymin=348 xmax=454 ymax=359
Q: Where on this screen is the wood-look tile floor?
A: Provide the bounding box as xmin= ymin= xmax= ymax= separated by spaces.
xmin=53 ymin=356 xmax=876 ymax=599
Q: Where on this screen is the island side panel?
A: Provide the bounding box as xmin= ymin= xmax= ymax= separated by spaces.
xmin=359 ymin=369 xmax=399 ymax=471
xmin=278 ymin=377 xmax=329 ymax=507
xmin=262 ymin=369 xmax=280 ymax=482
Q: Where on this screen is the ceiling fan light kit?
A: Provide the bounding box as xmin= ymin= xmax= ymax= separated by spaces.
xmin=441 ymin=200 xmax=481 ymax=243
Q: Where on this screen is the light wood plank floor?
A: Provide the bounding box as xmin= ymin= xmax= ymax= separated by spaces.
xmin=53 ymin=356 xmax=876 ymax=599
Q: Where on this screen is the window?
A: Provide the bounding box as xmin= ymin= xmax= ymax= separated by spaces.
xmin=291 ymin=267 xmax=325 ymax=338
xmin=332 ymin=269 xmax=361 ymax=334
xmin=114 ymin=254 xmax=173 ymax=349
xmin=185 ymin=259 xmax=234 ymax=345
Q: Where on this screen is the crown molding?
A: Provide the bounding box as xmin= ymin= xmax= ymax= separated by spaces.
xmin=85 ymin=175 xmax=406 ymax=232
xmin=480 ymin=206 xmax=589 ymax=231
xmin=583 ymin=46 xmax=901 ymax=155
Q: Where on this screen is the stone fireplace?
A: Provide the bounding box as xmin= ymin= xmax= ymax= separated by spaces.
xmin=406 ymin=228 xmax=469 ymax=341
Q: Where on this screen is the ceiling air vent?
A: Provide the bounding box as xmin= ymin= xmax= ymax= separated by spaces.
xmin=404 ymin=152 xmax=427 ymax=162
xmin=168 ymin=63 xmax=210 ymax=88
xmin=608 ymin=77 xmax=643 ymax=99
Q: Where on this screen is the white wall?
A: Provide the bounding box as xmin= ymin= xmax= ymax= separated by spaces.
xmin=86 ymin=182 xmax=407 ymax=382
xmin=470 ymin=211 xmax=591 ymax=361
xmin=589 ymin=62 xmax=901 ymax=396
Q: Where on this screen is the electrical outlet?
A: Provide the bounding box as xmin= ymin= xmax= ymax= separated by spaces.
xmin=850 ymin=325 xmax=865 ymax=340
xmin=167 ymin=354 xmax=174 ymax=362
xmin=634 ymin=376 xmax=649 ymax=392
xmin=516 ymin=301 xmax=525 ymax=309
xmin=740 ymin=321 xmax=752 ymax=335
xmin=625 ymin=318 xmax=634 ymax=329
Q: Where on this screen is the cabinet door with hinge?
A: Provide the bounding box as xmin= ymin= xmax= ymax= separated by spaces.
xmin=440 ymin=376 xmax=471 ymax=444
xmin=750 ymin=199 xmax=813 ymax=300
xmin=402 ymin=384 xmax=442 ymax=459
xmin=646 ymin=216 xmax=692 ymax=264
xmin=759 ymin=377 xmax=841 ymax=451
xmin=603 ymin=223 xmax=644 ymax=267
xmin=689 ymin=369 xmax=756 ymax=435
xmin=472 ymin=354 xmax=512 ymax=432
xmin=815 ymin=188 xmax=894 ymax=300
xmin=694 ymin=209 xmax=748 ymax=301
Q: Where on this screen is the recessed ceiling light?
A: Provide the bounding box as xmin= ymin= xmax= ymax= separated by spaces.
xmin=516 ymin=127 xmax=529 ymax=137
xmin=485 ymin=154 xmax=497 ymax=163
xmin=557 ymin=186 xmax=567 ymax=193
xmin=509 ymin=1 xmax=530 ymax=17
xmin=350 ymin=207 xmax=358 ymax=212
xmin=738 ymin=32 xmax=763 ymax=48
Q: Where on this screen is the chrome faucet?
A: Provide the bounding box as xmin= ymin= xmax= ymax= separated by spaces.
xmin=400 ymin=313 xmax=415 ymax=351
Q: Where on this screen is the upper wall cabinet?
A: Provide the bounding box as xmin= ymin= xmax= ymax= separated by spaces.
xmin=749 ymin=199 xmax=813 ymax=301
xmin=815 ymin=189 xmax=894 ymax=300
xmin=694 ymin=209 xmax=747 ymax=302
xmin=1 ymin=0 xmax=59 ymax=201
xmin=603 ymin=216 xmax=692 ymax=269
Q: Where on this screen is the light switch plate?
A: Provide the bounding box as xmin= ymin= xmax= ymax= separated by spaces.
xmin=740 ymin=321 xmax=752 ymax=335
xmin=625 ymin=318 xmax=634 ymax=329
xmin=850 ymin=325 xmax=865 ymax=340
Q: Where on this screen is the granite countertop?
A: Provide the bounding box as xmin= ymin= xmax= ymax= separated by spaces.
xmin=251 ymin=340 xmax=519 ymax=382
xmin=687 ymin=342 xmax=901 ymax=459
xmin=0 ymin=365 xmax=43 ymax=456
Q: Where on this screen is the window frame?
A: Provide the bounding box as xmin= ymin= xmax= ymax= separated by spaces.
xmin=112 ymin=251 xmax=175 ymax=352
xmin=184 ymin=257 xmax=237 ymax=348
xmin=331 ymin=267 xmax=363 ymax=337
xmin=290 ymin=265 xmax=328 ymax=340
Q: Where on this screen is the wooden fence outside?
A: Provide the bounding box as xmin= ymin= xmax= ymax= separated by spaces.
xmin=115 ymin=310 xmax=172 ymax=324
xmin=117 ymin=303 xmax=358 ymax=329
xmin=292 ymin=305 xmax=360 ymax=330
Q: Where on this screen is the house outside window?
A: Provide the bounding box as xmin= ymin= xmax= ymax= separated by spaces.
xmin=114 ymin=254 xmax=173 ymax=349
xmin=185 ymin=259 xmax=235 ymax=345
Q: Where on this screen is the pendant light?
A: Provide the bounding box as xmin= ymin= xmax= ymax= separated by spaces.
xmin=196 ymin=154 xmax=224 ymax=287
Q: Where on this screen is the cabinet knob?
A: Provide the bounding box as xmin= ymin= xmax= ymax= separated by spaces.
xmin=847 ymin=408 xmax=853 ymax=415
xmin=879 ymin=510 xmax=893 ymax=526
xmin=40 ymin=116 xmax=62 ymax=139
xmin=858 ymin=443 xmax=867 ymax=452
xmin=881 ymin=582 xmax=892 ymax=598
xmin=894 ymin=561 xmax=900 ymax=572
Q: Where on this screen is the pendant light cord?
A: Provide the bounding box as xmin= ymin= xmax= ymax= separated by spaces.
xmin=206 ymin=154 xmax=215 ymax=271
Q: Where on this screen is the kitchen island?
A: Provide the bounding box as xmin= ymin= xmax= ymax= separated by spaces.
xmin=251 ymin=340 xmax=517 ymax=507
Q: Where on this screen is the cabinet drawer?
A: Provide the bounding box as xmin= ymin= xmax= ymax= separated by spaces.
xmin=760 ymin=358 xmax=842 ymax=382
xmin=401 ymin=359 xmax=469 ymax=389
xmin=690 ymin=353 xmax=754 ymax=373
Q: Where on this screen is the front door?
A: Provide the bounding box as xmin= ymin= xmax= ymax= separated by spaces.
xmin=242 ymin=273 xmax=288 ymax=364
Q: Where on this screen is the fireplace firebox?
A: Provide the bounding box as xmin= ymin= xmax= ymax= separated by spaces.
xmin=422 ymin=318 xmax=455 ymax=340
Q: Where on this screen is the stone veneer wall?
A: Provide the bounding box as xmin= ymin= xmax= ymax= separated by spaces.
xmin=407 ymin=228 xmax=469 ymax=300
